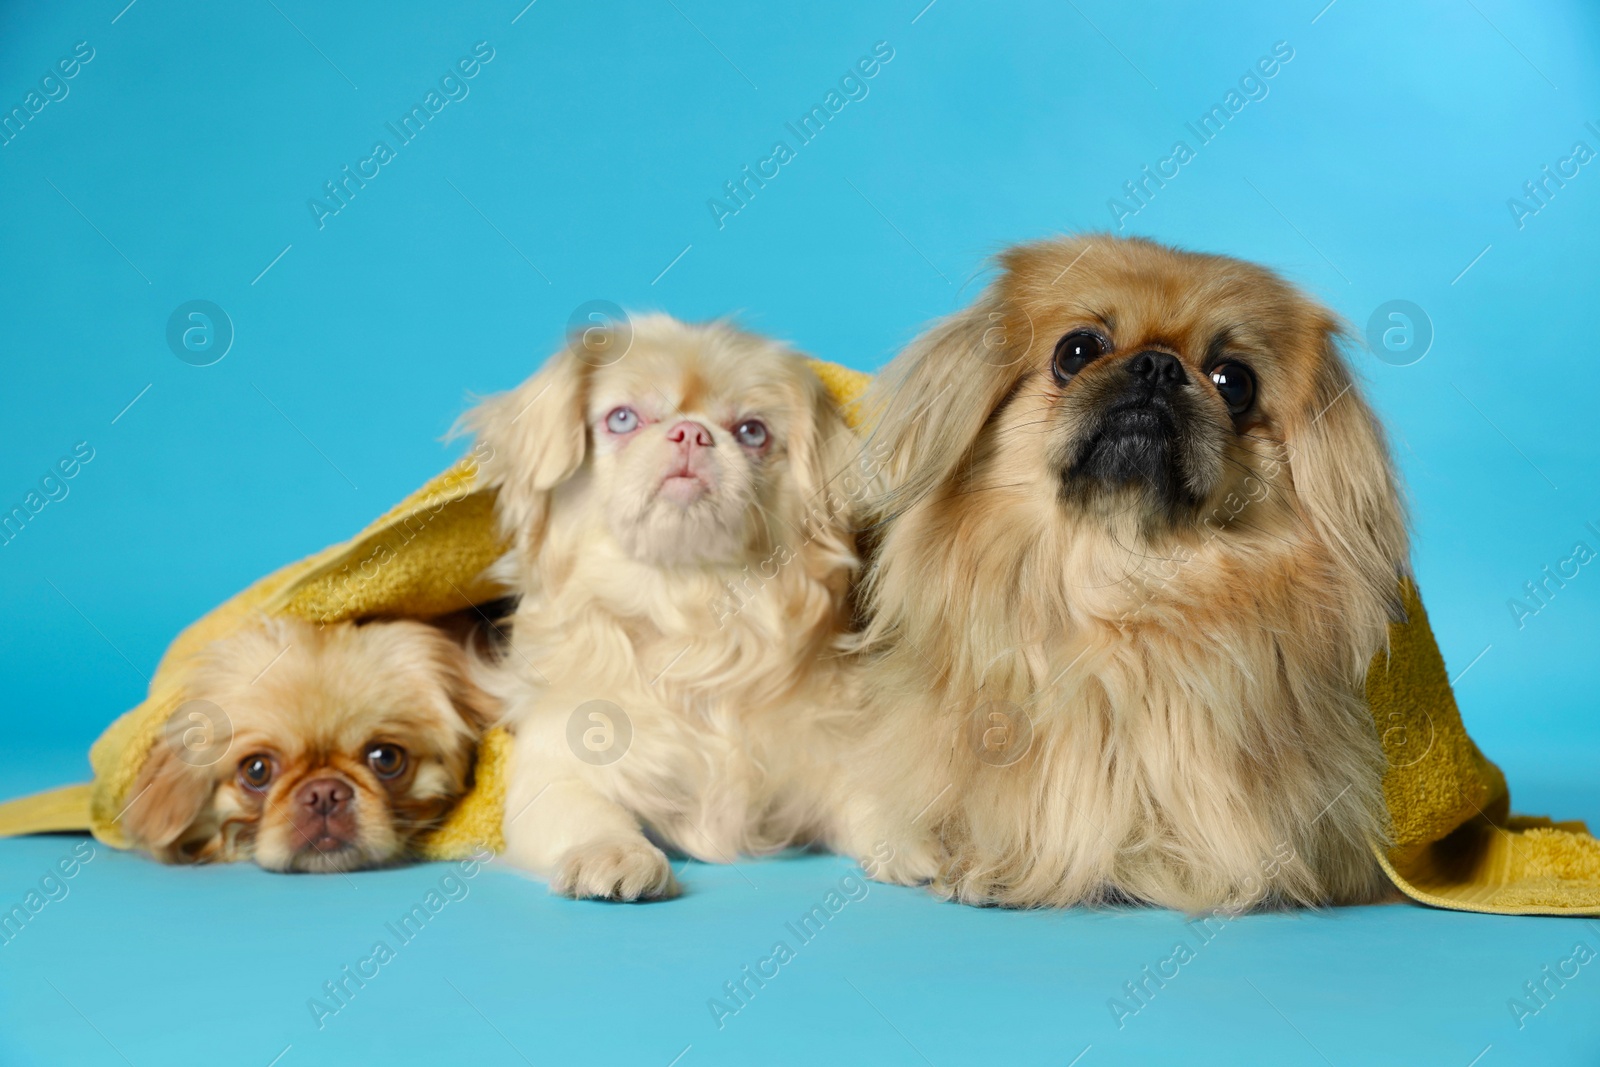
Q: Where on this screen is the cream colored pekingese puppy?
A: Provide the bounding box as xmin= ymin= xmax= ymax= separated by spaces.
xmin=838 ymin=235 xmax=1408 ymax=910
xmin=464 ymin=315 xmax=863 ymax=901
xmin=122 ymin=616 xmax=492 ymax=871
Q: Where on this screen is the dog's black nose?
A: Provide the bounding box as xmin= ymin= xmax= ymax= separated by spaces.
xmin=1126 ymin=351 xmax=1187 ymax=386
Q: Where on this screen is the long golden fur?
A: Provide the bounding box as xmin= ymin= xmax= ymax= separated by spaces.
xmin=121 ymin=616 xmax=491 ymax=872
xmin=465 ymin=315 xmax=865 ymax=901
xmin=837 ymin=235 xmax=1408 ymax=910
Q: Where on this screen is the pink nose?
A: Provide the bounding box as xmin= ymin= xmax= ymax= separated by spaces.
xmin=296 ymin=777 xmax=353 ymax=817
xmin=665 ymin=421 xmax=714 ymax=448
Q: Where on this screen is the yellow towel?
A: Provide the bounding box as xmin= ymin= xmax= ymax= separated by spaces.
xmin=1 ymin=360 xmax=1595 ymax=915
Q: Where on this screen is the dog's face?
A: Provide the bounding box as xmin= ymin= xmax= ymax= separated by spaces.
xmin=1031 ymin=266 xmax=1284 ymax=527
xmin=864 ymin=235 xmax=1405 ymax=638
xmin=469 ymin=314 xmax=855 ymax=569
xmin=892 ymin=238 xmax=1361 ymax=529
xmin=854 ymin=237 xmax=1409 ymax=910
xmin=584 ymin=328 xmax=800 ymax=565
xmin=123 ymin=618 xmax=487 ymax=872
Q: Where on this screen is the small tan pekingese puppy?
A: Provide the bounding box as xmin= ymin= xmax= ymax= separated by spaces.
xmin=464 ymin=314 xmax=863 ymax=901
xmin=122 ymin=616 xmax=491 ymax=872
xmin=839 ymin=235 xmax=1408 ymax=910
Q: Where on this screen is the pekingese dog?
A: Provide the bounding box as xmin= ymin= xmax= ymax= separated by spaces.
xmin=464 ymin=314 xmax=864 ymax=901
xmin=122 ymin=616 xmax=492 ymax=872
xmin=839 ymin=235 xmax=1408 ymax=911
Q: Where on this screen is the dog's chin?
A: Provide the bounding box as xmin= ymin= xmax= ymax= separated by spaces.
xmin=290 ymin=841 xmax=389 ymax=874
xmin=256 ymin=834 xmax=392 ymax=873
xmin=656 ymin=472 xmax=714 ymax=507
xmin=609 ymin=485 xmax=752 ymax=567
xmin=251 ymin=804 xmax=401 ymax=873
xmin=1059 ymin=410 xmax=1210 ymax=523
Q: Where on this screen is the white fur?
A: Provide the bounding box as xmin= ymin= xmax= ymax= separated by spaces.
xmin=465 ymin=316 xmax=867 ymax=900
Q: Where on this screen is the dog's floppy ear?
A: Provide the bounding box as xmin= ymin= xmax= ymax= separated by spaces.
xmin=460 ymin=347 xmax=590 ymax=554
xmin=448 ymin=669 xmax=498 ymax=735
xmin=433 ymin=627 xmax=500 ymax=735
xmin=861 ymin=288 xmax=1023 ymax=520
xmin=372 ymin=616 xmax=501 ymax=736
xmin=1286 ymin=321 xmax=1409 ymax=619
xmin=121 ymin=734 xmax=215 ymax=856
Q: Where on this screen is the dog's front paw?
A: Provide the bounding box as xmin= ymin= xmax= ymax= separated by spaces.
xmin=858 ymin=837 xmax=942 ymax=887
xmin=552 ymin=839 xmax=680 ymax=902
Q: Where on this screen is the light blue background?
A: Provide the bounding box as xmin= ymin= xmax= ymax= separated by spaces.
xmin=2 ymin=1 xmax=1598 ymax=1064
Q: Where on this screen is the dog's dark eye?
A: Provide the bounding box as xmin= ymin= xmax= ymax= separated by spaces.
xmin=1209 ymin=362 xmax=1256 ymax=415
xmin=238 ymin=754 xmax=275 ymax=792
xmin=366 ymin=744 xmax=408 ymax=779
xmin=1052 ymin=331 xmax=1109 ymax=382
xmin=733 ymin=419 xmax=769 ymax=449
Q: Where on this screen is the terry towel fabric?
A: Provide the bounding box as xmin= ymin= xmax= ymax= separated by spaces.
xmin=2 ymin=360 xmax=1597 ymax=916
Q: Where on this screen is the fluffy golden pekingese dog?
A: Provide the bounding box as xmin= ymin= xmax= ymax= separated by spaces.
xmin=122 ymin=616 xmax=491 ymax=872
xmin=465 ymin=314 xmax=863 ymax=901
xmin=838 ymin=235 xmax=1408 ymax=911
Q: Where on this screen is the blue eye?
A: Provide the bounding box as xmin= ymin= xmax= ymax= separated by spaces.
xmin=605 ymin=407 xmax=639 ymax=433
xmin=734 ymin=419 xmax=769 ymax=449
